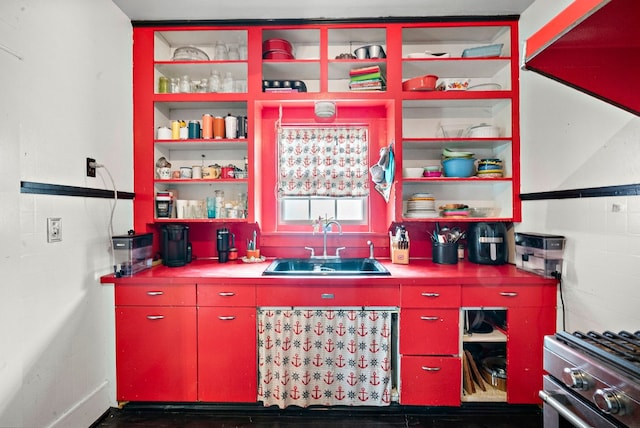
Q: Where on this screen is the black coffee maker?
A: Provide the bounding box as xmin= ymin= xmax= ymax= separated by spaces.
xmin=216 ymin=228 xmax=230 ymax=263
xmin=467 ymin=222 xmax=508 ymax=265
xmin=161 ymin=224 xmax=191 ymax=267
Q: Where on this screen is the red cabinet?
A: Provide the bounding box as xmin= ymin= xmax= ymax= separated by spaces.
xmin=461 ymin=282 xmax=556 ymax=404
xmin=197 ymin=283 xmax=257 ymax=402
xmin=257 ymin=283 xmax=399 ymax=307
xmin=198 ymin=306 xmax=256 ymax=402
xmin=401 ymin=356 xmax=462 ymax=406
xmin=400 ymin=284 xmax=461 ymax=406
xmin=115 ymin=301 xmax=197 ymax=401
xmin=400 ymin=308 xmax=459 ymax=355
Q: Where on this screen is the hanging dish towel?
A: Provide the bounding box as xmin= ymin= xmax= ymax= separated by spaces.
xmin=370 ymin=143 xmax=395 ymax=203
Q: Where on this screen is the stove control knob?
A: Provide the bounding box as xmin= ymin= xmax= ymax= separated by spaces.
xmin=594 ymin=388 xmax=625 ymax=415
xmin=562 ymin=367 xmax=590 ymax=390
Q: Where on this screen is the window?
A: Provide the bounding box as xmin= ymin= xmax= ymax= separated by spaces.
xmin=277 ymin=126 xmax=369 ymax=225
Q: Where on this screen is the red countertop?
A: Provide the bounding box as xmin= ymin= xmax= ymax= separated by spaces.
xmin=100 ymin=258 xmax=556 ymax=286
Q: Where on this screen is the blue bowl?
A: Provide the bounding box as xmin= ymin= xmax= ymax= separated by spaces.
xmin=442 ymin=157 xmax=476 ymax=177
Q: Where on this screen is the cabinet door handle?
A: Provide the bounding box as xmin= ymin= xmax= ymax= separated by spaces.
xmin=421 ymin=292 xmax=440 ymax=297
xmin=146 ymin=291 xmax=164 ymax=296
xmin=218 ymin=316 xmax=236 ymax=321
xmin=499 ymin=292 xmax=518 ymax=297
xmin=218 ymin=292 xmax=236 ymax=297
xmin=321 ymin=293 xmax=335 ymax=299
xmin=421 ymin=366 xmax=441 ymax=372
xmin=420 ymin=316 xmax=440 ymax=321
xmin=146 ymin=315 xmax=165 ymax=320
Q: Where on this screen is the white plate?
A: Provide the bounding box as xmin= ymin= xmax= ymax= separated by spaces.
xmin=407 ymin=52 xmax=451 ymax=58
xmin=468 ymin=83 xmax=502 ymax=91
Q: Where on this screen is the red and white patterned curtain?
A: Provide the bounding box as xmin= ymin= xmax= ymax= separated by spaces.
xmin=257 ymin=308 xmax=393 ymax=408
xmin=277 ymin=127 xmax=370 ymax=197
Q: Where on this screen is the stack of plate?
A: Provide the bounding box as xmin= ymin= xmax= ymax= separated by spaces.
xmin=440 ymin=204 xmax=470 ymax=217
xmin=405 ymin=193 xmax=439 ymax=218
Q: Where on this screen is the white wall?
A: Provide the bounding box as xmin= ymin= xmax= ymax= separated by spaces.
xmin=519 ymin=1 xmax=640 ymax=332
xmin=0 ymin=1 xmax=132 ymax=427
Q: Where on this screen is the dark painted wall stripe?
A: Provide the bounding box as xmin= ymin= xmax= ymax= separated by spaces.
xmin=20 ymin=181 xmax=135 ymax=200
xmin=520 ymin=183 xmax=640 ymax=201
xmin=131 ymin=15 xmax=520 ymax=27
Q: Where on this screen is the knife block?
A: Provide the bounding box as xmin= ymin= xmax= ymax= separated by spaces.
xmin=390 ymin=231 xmax=409 ymax=265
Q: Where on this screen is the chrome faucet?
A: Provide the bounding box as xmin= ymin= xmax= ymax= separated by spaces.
xmin=312 ymin=219 xmax=343 ymax=259
xmin=367 ymin=240 xmax=375 ymax=259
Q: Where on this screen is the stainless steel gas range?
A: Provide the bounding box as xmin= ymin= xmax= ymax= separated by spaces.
xmin=540 ymin=331 xmax=640 ymax=428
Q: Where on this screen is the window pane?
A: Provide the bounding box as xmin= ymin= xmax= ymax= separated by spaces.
xmin=337 ymin=199 xmax=365 ymax=221
xmin=310 ymin=199 xmax=335 ymax=220
xmin=282 ymin=199 xmax=309 ymax=221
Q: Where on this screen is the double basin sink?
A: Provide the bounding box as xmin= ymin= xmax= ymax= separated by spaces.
xmin=262 ymin=258 xmax=390 ymax=276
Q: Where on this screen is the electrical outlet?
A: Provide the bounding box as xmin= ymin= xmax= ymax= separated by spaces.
xmin=47 ymin=217 xmax=62 ymax=242
xmin=86 ymin=157 xmax=96 ymax=177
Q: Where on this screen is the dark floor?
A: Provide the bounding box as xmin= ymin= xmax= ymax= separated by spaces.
xmin=91 ymin=403 xmax=542 ymax=428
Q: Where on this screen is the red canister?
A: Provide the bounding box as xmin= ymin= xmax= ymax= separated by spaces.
xmin=221 ymin=166 xmax=235 ymax=179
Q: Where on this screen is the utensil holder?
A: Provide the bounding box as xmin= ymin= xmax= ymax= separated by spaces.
xmin=432 ymin=242 xmax=458 ymax=264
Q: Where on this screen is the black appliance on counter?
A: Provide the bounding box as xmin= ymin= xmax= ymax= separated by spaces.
xmin=541 ymin=331 xmax=640 ymax=427
xmin=161 ymin=224 xmax=191 ymax=267
xmin=467 ymin=222 xmax=508 ymax=265
xmin=216 ymin=227 xmax=230 ymax=263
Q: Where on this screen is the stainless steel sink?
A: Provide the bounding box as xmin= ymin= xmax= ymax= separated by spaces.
xmin=262 ymin=258 xmax=390 ymax=276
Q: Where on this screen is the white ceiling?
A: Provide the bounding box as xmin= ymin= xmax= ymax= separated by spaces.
xmin=111 ymin=0 xmax=535 ymax=21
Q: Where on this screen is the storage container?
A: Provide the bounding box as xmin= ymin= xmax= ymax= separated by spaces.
xmin=514 ymin=232 xmax=566 ymax=278
xmin=112 ymin=233 xmax=154 ymax=276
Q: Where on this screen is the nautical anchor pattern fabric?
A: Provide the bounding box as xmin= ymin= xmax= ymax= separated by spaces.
xmin=277 ymin=127 xmax=370 ymax=197
xmin=258 ymin=308 xmax=393 ymax=408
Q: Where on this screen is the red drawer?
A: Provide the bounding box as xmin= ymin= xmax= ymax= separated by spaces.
xmin=401 ymin=284 xmax=461 ymax=308
xmin=257 ymin=284 xmax=399 ymax=307
xmin=400 ymin=308 xmax=459 ymax=355
xmin=462 ymin=283 xmax=556 ymax=308
xmin=198 ymin=283 xmax=256 ymax=306
xmin=400 ymin=355 xmax=461 ymax=406
xmin=115 ymin=283 xmax=195 ymax=306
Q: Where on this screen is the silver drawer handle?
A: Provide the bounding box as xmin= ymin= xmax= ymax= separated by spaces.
xmin=218 ymin=316 xmax=236 ymax=321
xmin=218 ymin=292 xmax=236 ymax=297
xmin=146 ymin=315 xmax=165 ymax=320
xmin=499 ymin=292 xmax=518 ymax=297
xmin=420 ymin=316 xmax=440 ymax=321
xmin=421 ymin=292 xmax=440 ymax=297
xmin=421 ymin=366 xmax=441 ymax=372
xmin=146 ymin=291 xmax=164 ymax=296
xmin=321 ymin=293 xmax=335 ymax=299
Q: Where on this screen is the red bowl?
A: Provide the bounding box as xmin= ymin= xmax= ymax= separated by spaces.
xmin=263 ymin=50 xmax=295 ymax=60
xmin=263 ymin=38 xmax=293 ymax=54
xmin=402 ymin=75 xmax=438 ymax=91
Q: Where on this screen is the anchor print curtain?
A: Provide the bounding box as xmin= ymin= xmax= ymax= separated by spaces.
xmin=277 ymin=127 xmax=370 ymax=197
xmin=258 ymin=308 xmax=393 ymax=408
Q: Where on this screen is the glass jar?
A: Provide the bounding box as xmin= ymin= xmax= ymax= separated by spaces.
xmin=158 ymin=76 xmax=168 ymax=93
xmin=222 ymin=72 xmax=234 ymax=93
xmin=214 ymin=41 xmax=228 ymax=60
xmin=169 ymin=77 xmax=180 ymax=93
xmin=227 ymin=45 xmax=240 ymax=60
xmin=179 ymin=75 xmax=191 ymax=93
xmin=198 ymin=78 xmax=208 ymax=93
xmin=214 ymin=190 xmax=225 ymax=218
xmin=208 ymin=70 xmax=220 ymax=92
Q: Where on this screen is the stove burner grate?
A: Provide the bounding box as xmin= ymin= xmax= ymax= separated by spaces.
xmin=556 ymin=330 xmax=640 ymax=378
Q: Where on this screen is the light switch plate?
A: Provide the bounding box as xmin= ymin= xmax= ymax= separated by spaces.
xmin=47 ymin=217 xmax=62 ymax=242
